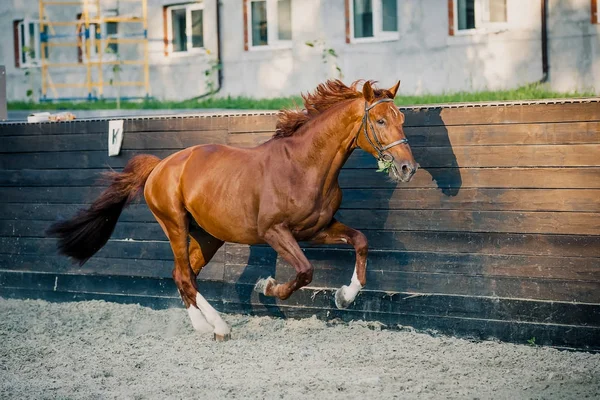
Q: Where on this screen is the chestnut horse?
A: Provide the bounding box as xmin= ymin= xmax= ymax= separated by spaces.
xmin=47 ymin=80 xmax=417 ymax=341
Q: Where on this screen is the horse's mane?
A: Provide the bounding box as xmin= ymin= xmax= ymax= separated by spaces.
xmin=274 ymin=79 xmax=394 ymax=139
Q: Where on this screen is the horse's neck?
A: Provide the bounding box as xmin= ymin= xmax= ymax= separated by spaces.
xmin=284 ymin=103 xmax=361 ymax=186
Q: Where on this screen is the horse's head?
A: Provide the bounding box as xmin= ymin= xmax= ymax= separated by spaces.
xmin=355 ymin=81 xmax=418 ymax=183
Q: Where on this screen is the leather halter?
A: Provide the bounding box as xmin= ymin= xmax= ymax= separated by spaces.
xmin=359 ymin=98 xmax=409 ymax=163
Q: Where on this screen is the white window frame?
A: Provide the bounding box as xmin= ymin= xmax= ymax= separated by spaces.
xmin=349 ymin=0 xmax=399 ymax=44
xmin=81 ymin=22 xmax=119 ymax=62
xmin=453 ymin=0 xmax=509 ymax=36
xmin=247 ymin=0 xmax=292 ymax=51
xmin=103 ymin=21 xmax=120 ymax=60
xmin=166 ymin=2 xmax=206 ymax=56
xmin=17 ymin=19 xmax=42 ymax=68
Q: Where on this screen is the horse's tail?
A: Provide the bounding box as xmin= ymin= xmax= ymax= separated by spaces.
xmin=47 ymin=154 xmax=161 ymax=265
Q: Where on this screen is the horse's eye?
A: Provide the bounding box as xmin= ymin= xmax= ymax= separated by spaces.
xmin=377 ymin=119 xmax=385 ymax=125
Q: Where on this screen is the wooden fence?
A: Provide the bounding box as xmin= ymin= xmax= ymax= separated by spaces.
xmin=1 ymin=99 xmax=599 ymax=350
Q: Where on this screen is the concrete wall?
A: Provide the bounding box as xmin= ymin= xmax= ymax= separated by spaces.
xmin=548 ymin=0 xmax=600 ymax=93
xmin=0 ymin=0 xmax=598 ymax=101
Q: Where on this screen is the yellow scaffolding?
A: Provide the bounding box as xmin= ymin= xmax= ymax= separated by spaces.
xmin=38 ymin=0 xmax=150 ymax=101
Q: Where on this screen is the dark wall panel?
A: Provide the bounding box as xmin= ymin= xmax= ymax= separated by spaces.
xmin=1 ymin=99 xmax=599 ymax=350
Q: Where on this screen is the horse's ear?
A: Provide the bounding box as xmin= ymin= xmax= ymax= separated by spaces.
xmin=389 ymin=80 xmax=401 ymax=98
xmin=362 ymin=81 xmax=375 ymax=103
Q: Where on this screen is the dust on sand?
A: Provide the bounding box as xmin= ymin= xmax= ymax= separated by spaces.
xmin=0 ymin=298 xmax=598 ymax=400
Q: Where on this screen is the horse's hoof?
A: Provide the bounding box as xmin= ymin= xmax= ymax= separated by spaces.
xmin=254 ymin=277 xmax=276 ymax=295
xmin=214 ymin=332 xmax=231 ymax=342
xmin=335 ymin=286 xmax=351 ymax=309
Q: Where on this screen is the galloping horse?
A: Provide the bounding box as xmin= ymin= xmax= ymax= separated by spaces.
xmin=47 ymin=80 xmax=418 ymax=341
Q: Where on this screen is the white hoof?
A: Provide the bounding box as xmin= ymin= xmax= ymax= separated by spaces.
xmin=254 ymin=277 xmax=276 ymax=295
xmin=213 ymin=320 xmax=231 ymax=336
xmin=335 ymin=286 xmax=352 ymax=309
xmin=213 ymin=320 xmax=231 ymax=341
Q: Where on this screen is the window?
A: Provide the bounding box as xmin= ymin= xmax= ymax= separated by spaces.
xmin=245 ymin=0 xmax=292 ymax=50
xmin=15 ymin=20 xmax=42 ymax=67
xmin=348 ymin=0 xmax=398 ymax=42
xmin=166 ymin=3 xmax=204 ymax=54
xmin=76 ymin=16 xmax=119 ymax=63
xmin=105 ymin=22 xmax=119 ymax=54
xmin=451 ymin=0 xmax=507 ymax=35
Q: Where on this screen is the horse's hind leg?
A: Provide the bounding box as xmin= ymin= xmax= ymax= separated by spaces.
xmin=187 ymin=228 xmax=226 ymax=337
xmin=150 ymin=208 xmax=230 ymax=340
xmin=189 ymin=227 xmax=224 ymax=276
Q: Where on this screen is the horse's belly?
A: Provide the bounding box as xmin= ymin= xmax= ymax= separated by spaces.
xmin=184 ymin=185 xmax=264 ymax=245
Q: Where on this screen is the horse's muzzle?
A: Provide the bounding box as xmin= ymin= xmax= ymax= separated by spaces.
xmin=395 ymin=161 xmax=418 ymax=182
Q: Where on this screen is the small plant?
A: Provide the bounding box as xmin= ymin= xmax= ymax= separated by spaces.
xmin=376 ymin=159 xmax=395 ymax=173
xmin=305 ymin=40 xmax=343 ymax=79
xmin=202 ymin=49 xmax=222 ymax=96
xmin=527 ymin=337 xmax=536 ymax=346
xmin=22 ymin=46 xmax=36 ymax=101
xmin=105 ymin=47 xmax=123 ymax=109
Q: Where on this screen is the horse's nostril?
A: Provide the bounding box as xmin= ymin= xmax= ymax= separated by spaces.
xmin=401 ymin=165 xmax=409 ymax=174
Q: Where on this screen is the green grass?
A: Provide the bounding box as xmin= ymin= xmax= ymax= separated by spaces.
xmin=8 ymin=84 xmax=596 ymax=111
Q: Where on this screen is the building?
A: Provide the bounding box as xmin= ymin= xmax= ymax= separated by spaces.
xmin=2 ymin=0 xmax=599 ymax=102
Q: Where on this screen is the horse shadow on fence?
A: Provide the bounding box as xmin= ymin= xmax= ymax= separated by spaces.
xmin=364 ymin=107 xmax=462 ymax=297
xmin=414 ymin=107 xmax=462 ymax=197
xmin=233 ymin=108 xmax=461 ymax=318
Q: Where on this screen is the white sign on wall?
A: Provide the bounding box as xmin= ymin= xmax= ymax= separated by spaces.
xmin=108 ymin=120 xmax=124 ymax=156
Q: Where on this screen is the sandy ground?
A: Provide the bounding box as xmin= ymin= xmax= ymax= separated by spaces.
xmin=0 ymin=298 xmax=598 ymax=400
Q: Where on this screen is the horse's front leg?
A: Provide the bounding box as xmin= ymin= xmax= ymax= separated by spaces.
xmin=309 ymin=219 xmax=368 ymax=309
xmin=254 ymin=225 xmax=314 ymax=300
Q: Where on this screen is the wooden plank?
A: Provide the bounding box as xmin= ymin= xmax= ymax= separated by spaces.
xmin=339 ymin=188 xmax=600 ymax=212
xmin=0 ymin=236 xmax=224 ymax=262
xmin=346 ymin=145 xmax=600 ymax=168
xmin=340 ymin=168 xmax=600 ymax=189
xmin=228 ymin=121 xmax=600 ymax=148
xmin=0 ymin=203 xmax=155 ymax=222
xmin=0 ymin=169 xmax=107 ymax=187
xmin=0 ymin=116 xmax=231 ymax=135
xmin=0 ymin=219 xmax=164 ymax=241
xmin=335 ymin=209 xmax=600 ymax=235
xmin=226 ymin=245 xmax=600 ymax=281
xmin=0 ymin=120 xmax=108 ymax=136
xmin=1 ymin=186 xmax=106 ymax=204
xmin=125 ymin=116 xmax=230 ymax=133
xmin=2 ymin=167 xmax=599 ymax=190
xmin=357 ymin=230 xmax=600 ymax=258
xmin=0 ymin=130 xmax=228 ymax=153
xmin=3 ymin=219 xmax=599 ymax=258
xmin=0 ymin=150 xmax=177 ymax=170
xmin=2 ymin=144 xmax=598 ymax=170
xmin=1 ymin=202 xmax=599 ymax=235
xmin=401 ymin=101 xmax=600 ymax=126
xmin=0 ymin=287 xmax=187 ymax=310
xmin=222 ymin=280 xmax=600 ymax=327
xmin=227 ymin=132 xmax=273 ymax=147
xmin=3 ymin=186 xmax=599 ymax=212
xmin=3 ymin=218 xmax=599 ymax=259
xmin=404 ymin=121 xmax=600 ymax=146
xmin=0 ymin=116 xmax=231 ymax=136
xmin=227 ymin=114 xmax=278 ymax=133
xmin=225 ymin=263 xmax=600 ymax=303
xmin=0 ymin=270 xmax=223 ymax=300
xmin=0 ymin=254 xmax=224 ymax=281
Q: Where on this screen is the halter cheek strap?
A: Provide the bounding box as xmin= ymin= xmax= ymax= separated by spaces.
xmin=360 ymin=98 xmax=409 ymax=162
